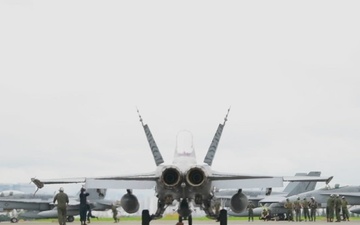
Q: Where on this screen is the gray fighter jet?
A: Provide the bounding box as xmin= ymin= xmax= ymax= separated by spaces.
xmin=31 ymin=109 xmax=321 ymax=225
xmin=0 ymin=187 xmax=113 ymax=223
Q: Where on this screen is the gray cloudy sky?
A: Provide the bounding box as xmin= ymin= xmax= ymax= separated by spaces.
xmin=1 ymin=1 xmax=360 ymax=191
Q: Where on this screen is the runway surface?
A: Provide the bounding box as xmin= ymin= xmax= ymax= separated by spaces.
xmin=0 ymin=220 xmax=358 ymax=225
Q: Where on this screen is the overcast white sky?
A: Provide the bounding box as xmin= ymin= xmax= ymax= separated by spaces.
xmin=1 ymin=1 xmax=360 ymax=192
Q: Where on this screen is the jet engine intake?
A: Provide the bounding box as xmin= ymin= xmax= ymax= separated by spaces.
xmin=120 ymin=191 xmax=139 ymax=214
xmin=230 ymin=191 xmax=248 ymax=213
xmin=186 ymin=167 xmax=206 ymax=187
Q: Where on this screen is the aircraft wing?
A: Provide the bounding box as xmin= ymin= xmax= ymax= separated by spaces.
xmin=283 ymin=176 xmax=333 ymax=184
xmin=258 ymin=196 xmax=286 ymax=203
xmin=32 ymin=172 xmax=158 ymax=190
xmin=210 ymin=173 xmax=283 ymax=189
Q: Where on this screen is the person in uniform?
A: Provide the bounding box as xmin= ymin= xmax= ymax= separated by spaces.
xmin=53 ymin=187 xmax=69 ymax=225
xmin=341 ymin=196 xmax=350 ymax=221
xmin=334 ymin=195 xmax=342 ymax=222
xmin=260 ymin=208 xmax=270 ymax=221
xmin=327 ymin=194 xmax=335 ymax=222
xmin=112 ymin=203 xmax=119 ymax=223
xmin=79 ymin=187 xmax=90 ymax=225
xmin=247 ymin=201 xmax=255 ymax=222
xmin=284 ymin=198 xmax=294 ymax=222
xmin=309 ymin=197 xmax=318 ymax=222
xmin=302 ymin=197 xmax=310 ymax=222
xmin=294 ymin=197 xmax=302 ymax=222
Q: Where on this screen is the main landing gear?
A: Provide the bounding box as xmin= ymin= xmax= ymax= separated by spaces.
xmin=141 ymin=209 xmax=227 ymax=225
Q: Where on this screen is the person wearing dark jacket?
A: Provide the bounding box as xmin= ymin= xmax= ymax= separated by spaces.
xmin=79 ymin=187 xmax=90 ymax=225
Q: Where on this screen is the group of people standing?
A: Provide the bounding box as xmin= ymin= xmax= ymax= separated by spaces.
xmin=326 ymin=194 xmax=350 ymax=222
xmin=284 ymin=197 xmax=318 ymax=221
xmin=53 ymin=187 xmax=119 ymax=225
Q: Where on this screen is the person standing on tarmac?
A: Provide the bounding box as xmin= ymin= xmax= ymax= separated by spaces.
xmin=112 ymin=203 xmax=119 ymax=223
xmin=327 ymin=194 xmax=335 ymax=222
xmin=302 ymin=197 xmax=310 ymax=222
xmin=284 ymin=198 xmax=294 ymax=221
xmin=334 ymin=195 xmax=342 ymax=222
xmin=294 ymin=197 xmax=302 ymax=222
xmin=53 ymin=187 xmax=69 ymax=225
xmin=246 ymin=201 xmax=255 ymax=222
xmin=79 ymin=187 xmax=90 ymax=225
xmin=341 ymin=196 xmax=350 ymax=221
xmin=309 ymin=197 xmax=318 ymax=222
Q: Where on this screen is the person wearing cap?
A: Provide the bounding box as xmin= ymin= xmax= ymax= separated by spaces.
xmin=79 ymin=187 xmax=90 ymax=225
xmin=112 ymin=203 xmax=119 ymax=223
xmin=302 ymin=197 xmax=310 ymax=222
xmin=326 ymin=194 xmax=335 ymax=222
xmin=53 ymin=187 xmax=69 ymax=225
xmin=293 ymin=197 xmax=302 ymax=222
xmin=341 ymin=196 xmax=350 ymax=221
xmin=334 ymin=194 xmax=342 ymax=222
xmin=246 ymin=200 xmax=255 ymax=222
xmin=309 ymin=197 xmax=317 ymax=221
xmin=284 ymin=198 xmax=294 ymax=221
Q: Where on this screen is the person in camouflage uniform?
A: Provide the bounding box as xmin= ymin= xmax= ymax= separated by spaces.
xmin=326 ymin=194 xmax=335 ymax=222
xmin=309 ymin=197 xmax=318 ymax=221
xmin=247 ymin=201 xmax=255 ymax=222
xmin=53 ymin=187 xmax=69 ymax=225
xmin=294 ymin=197 xmax=302 ymax=222
xmin=341 ymin=196 xmax=350 ymax=221
xmin=284 ymin=198 xmax=294 ymax=221
xmin=334 ymin=195 xmax=342 ymax=222
xmin=302 ymin=197 xmax=310 ymax=222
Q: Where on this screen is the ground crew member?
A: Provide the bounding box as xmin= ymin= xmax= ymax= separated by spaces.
xmin=294 ymin=197 xmax=302 ymax=222
xmin=284 ymin=198 xmax=294 ymax=221
xmin=326 ymin=194 xmax=335 ymax=222
xmin=112 ymin=203 xmax=119 ymax=223
xmin=309 ymin=197 xmax=317 ymax=221
xmin=260 ymin=208 xmax=270 ymax=221
xmin=247 ymin=201 xmax=255 ymax=222
xmin=341 ymin=196 xmax=350 ymax=221
xmin=53 ymin=187 xmax=69 ymax=225
xmin=79 ymin=187 xmax=90 ymax=225
xmin=334 ymin=195 xmax=342 ymax=222
xmin=302 ymin=197 xmax=310 ymax=222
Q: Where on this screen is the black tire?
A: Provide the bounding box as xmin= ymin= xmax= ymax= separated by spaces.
xmin=219 ymin=209 xmax=227 ymax=225
xmin=10 ymin=217 xmax=18 ymax=223
xmin=188 ymin=215 xmax=192 ymax=225
xmin=67 ymin=216 xmax=75 ymax=222
xmin=178 ymin=216 xmax=183 ymax=222
xmin=142 ymin=210 xmax=151 ymax=225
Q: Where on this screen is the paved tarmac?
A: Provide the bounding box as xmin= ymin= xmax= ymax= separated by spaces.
xmin=0 ymin=220 xmax=358 ymax=225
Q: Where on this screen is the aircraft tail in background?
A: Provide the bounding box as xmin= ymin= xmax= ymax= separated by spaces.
xmin=285 ymin=171 xmax=321 ymax=197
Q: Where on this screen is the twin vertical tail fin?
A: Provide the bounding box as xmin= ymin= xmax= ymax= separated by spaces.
xmin=203 ymin=108 xmax=230 ymax=166
xmin=137 ymin=109 xmax=164 ymax=166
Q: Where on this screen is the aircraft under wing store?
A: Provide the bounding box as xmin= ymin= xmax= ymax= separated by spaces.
xmin=31 ymin=109 xmax=288 ymax=225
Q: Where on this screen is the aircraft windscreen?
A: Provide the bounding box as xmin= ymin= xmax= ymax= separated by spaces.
xmin=175 ymin=130 xmax=194 ymax=156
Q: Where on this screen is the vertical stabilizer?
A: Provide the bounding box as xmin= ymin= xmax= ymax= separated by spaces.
xmin=203 ymin=108 xmax=230 ymax=166
xmin=137 ymin=109 xmax=164 ymax=166
xmin=286 ymin=171 xmax=321 ymax=197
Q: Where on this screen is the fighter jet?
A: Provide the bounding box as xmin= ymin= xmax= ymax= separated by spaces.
xmin=242 ymin=183 xmax=359 ymax=220
xmin=31 ymin=109 xmax=319 ymax=225
xmin=218 ymin=171 xmax=331 ymax=208
xmin=225 ymin=171 xmax=333 ymax=219
xmin=0 ymin=187 xmax=113 ymax=223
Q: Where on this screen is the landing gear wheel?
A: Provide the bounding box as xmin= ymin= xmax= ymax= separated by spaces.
xmin=67 ymin=216 xmax=75 ymax=222
xmin=219 ymin=209 xmax=227 ymax=225
xmin=10 ymin=217 xmax=18 ymax=223
xmin=178 ymin=216 xmax=183 ymax=223
xmin=188 ymin=215 xmax=192 ymax=225
xmin=142 ymin=210 xmax=151 ymax=225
